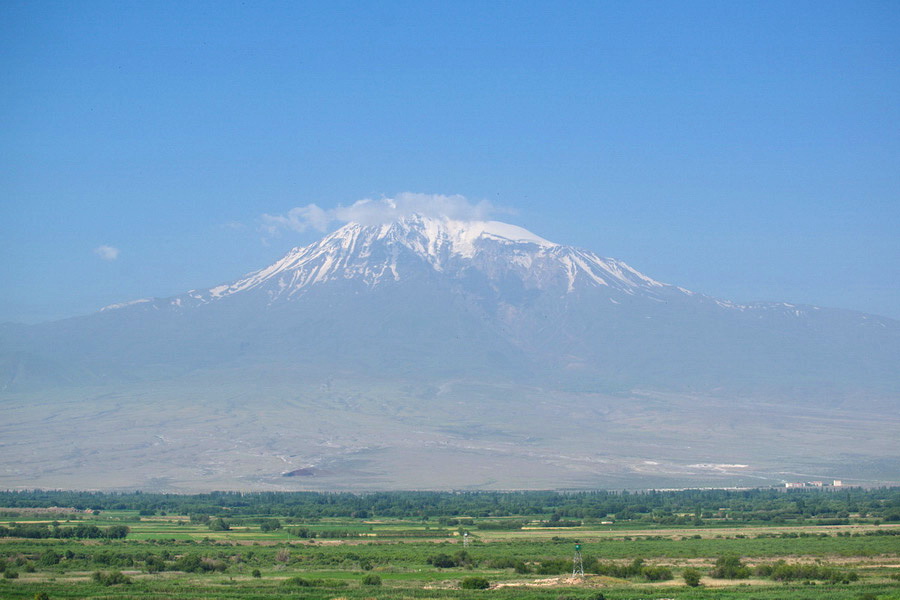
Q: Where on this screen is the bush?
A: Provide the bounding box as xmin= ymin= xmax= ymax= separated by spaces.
xmin=641 ymin=565 xmax=673 ymax=581
xmin=711 ymin=555 xmax=750 ymax=579
xmin=208 ymin=518 xmax=230 ymax=531
xmin=282 ymin=576 xmax=324 ymax=587
xmin=453 ymin=550 xmax=474 ymax=567
xmin=682 ymin=567 xmax=702 ymax=587
xmin=487 ymin=557 xmax=516 ymax=569
xmin=460 ymin=576 xmax=490 ymax=589
xmin=174 ymin=554 xmax=203 ymax=573
xmin=91 ymin=570 xmax=131 ymax=586
xmin=251 ymin=569 xmax=261 ymax=578
xmin=260 ymin=520 xmax=282 ymax=532
xmin=3 ymin=570 xmax=19 ymax=579
xmin=427 ymin=553 xmax=457 ymax=568
xmin=362 ymin=573 xmax=382 ymax=586
xmin=38 ymin=551 xmax=61 ymax=566
xmin=144 ymin=556 xmax=165 ymax=573
xmin=105 ymin=525 xmax=130 ymax=539
xmin=474 ymin=520 xmax=524 ymax=530
xmin=592 ymin=557 xmax=645 ymax=579
xmin=536 ymin=559 xmax=571 ymax=575
xmin=766 ymin=560 xmax=859 ymax=583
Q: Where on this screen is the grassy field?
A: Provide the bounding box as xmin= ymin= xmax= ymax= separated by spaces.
xmin=2 ymin=505 xmax=899 ymax=599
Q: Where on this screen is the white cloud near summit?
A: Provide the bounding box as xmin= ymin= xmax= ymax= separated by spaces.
xmin=260 ymin=204 xmax=331 ymax=235
xmin=260 ymin=193 xmax=502 ymax=236
xmin=93 ymin=245 xmax=120 ymax=261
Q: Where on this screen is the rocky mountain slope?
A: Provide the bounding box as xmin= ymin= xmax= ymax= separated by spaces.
xmin=3 ymin=214 xmax=897 ymax=398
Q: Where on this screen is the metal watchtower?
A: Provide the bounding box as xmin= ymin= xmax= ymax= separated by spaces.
xmin=572 ymin=543 xmax=584 ymax=578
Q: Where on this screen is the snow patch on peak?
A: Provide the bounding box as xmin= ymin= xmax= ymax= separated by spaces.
xmin=377 ymin=214 xmax=556 ymax=259
xmin=467 ymin=220 xmax=555 ymax=247
xmin=100 ymin=298 xmax=152 ymax=312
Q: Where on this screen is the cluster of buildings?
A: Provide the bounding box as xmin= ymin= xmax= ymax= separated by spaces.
xmin=783 ymin=480 xmax=843 ymax=489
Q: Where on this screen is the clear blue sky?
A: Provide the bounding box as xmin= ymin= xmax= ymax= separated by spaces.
xmin=2 ymin=0 xmax=899 ymax=322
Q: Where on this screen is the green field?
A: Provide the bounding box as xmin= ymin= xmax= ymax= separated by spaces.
xmin=1 ymin=489 xmax=899 ymax=599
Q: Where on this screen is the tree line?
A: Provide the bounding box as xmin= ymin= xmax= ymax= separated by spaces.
xmin=0 ymin=487 xmax=897 ymax=522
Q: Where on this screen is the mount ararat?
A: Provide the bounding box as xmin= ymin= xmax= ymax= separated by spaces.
xmin=1 ymin=215 xmax=898 ymax=491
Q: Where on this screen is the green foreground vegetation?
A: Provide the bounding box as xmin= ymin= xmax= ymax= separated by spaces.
xmin=1 ymin=488 xmax=898 ymax=599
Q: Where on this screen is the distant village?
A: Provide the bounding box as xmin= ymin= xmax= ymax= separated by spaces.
xmin=783 ymin=479 xmax=845 ymax=489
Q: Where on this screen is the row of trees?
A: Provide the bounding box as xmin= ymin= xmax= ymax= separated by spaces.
xmin=711 ymin=554 xmax=858 ymax=584
xmin=1 ymin=488 xmax=897 ymax=521
xmin=422 ymin=552 xmax=859 ymax=586
xmin=0 ymin=523 xmax=128 ymax=539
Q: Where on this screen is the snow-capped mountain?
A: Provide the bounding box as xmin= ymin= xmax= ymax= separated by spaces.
xmin=3 ymin=213 xmax=899 ymax=492
xmin=3 ymin=214 xmax=899 ymax=397
xmin=127 ymin=215 xmax=670 ymax=310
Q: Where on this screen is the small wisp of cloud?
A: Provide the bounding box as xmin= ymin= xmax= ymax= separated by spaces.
xmin=93 ymin=245 xmax=120 ymax=261
xmin=260 ymin=193 xmax=506 ymax=237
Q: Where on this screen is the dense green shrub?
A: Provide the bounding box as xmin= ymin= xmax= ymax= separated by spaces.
xmin=757 ymin=560 xmax=859 ymax=583
xmin=144 ymin=556 xmax=165 ymax=573
xmin=38 ymin=550 xmax=61 ymax=566
xmin=591 ymin=558 xmax=671 ymax=581
xmin=682 ymin=567 xmax=702 ymax=587
xmin=474 ymin=520 xmax=524 ymax=530
xmin=362 ymin=573 xmax=382 ymax=586
xmin=459 ymin=576 xmax=490 ymax=589
xmin=427 ymin=553 xmax=457 ymax=568
xmin=486 ymin=556 xmax=517 ymax=569
xmin=641 ymin=565 xmax=673 ymax=581
xmin=711 ymin=554 xmax=750 ymax=579
xmin=259 ymin=519 xmax=282 ymax=532
xmin=172 ymin=553 xmax=226 ymax=573
xmin=91 ymin=570 xmax=131 ymax=586
xmin=282 ymin=576 xmax=326 ymax=587
xmin=536 ymin=558 xmax=572 ymax=574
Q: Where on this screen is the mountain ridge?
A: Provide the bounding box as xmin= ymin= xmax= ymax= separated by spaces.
xmin=2 ymin=214 xmax=897 ymax=400
xmin=98 ymin=214 xmax=674 ymax=313
xmin=2 ymin=214 xmax=899 ymax=491
xmin=96 ymin=214 xmax=896 ymax=329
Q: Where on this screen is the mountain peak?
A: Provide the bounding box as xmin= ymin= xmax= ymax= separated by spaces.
xmin=189 ymin=215 xmax=665 ymax=304
xmin=323 ymin=214 xmax=558 ymax=266
xmin=10 ymin=210 xmax=899 ymax=414
xmin=103 ymin=215 xmax=666 ymax=310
